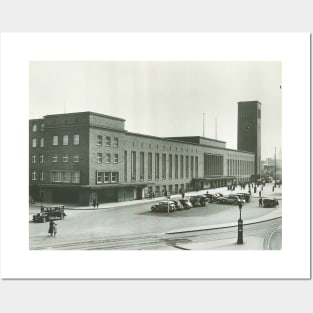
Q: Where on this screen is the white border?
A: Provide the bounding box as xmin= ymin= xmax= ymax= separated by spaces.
xmin=0 ymin=33 xmax=310 ymax=279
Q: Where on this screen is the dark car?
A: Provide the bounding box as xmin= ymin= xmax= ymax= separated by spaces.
xmin=263 ymin=198 xmax=279 ymax=208
xmin=151 ymin=200 xmax=176 ymax=212
xmin=179 ymin=199 xmax=193 ymax=209
xmin=190 ymin=195 xmax=208 ymax=207
xmin=233 ymin=193 xmax=251 ymax=202
xmin=172 ymin=200 xmax=185 ymax=210
xmin=217 ymin=195 xmax=244 ymax=205
xmin=205 ymin=193 xmax=223 ymax=203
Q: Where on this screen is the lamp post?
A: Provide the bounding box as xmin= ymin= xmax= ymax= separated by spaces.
xmin=237 ymin=201 xmax=244 ymax=244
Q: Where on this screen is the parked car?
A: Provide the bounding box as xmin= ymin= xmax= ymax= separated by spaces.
xmin=233 ymin=193 xmax=251 ymax=202
xmin=172 ymin=200 xmax=184 ymax=210
xmin=32 ymin=205 xmax=66 ymax=223
xmin=179 ymin=199 xmax=193 ymax=209
xmin=189 ymin=195 xmax=208 ymax=207
xmin=262 ymin=198 xmax=279 ymax=208
xmin=151 ymin=200 xmax=176 ymax=212
xmin=217 ymin=195 xmax=244 ymax=205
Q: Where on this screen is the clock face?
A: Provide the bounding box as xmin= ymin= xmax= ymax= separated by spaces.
xmin=242 ymin=120 xmax=253 ymax=132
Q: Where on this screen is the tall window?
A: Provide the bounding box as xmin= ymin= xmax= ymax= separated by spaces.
xmin=131 ymin=151 xmax=136 ymax=181
xmin=180 ymin=155 xmax=184 ymax=178
xmin=97 ymin=135 xmax=102 ymax=146
xmin=113 ymin=137 xmax=118 ymax=148
xmin=32 ymin=138 xmax=37 ymax=148
xmin=40 ymin=123 xmax=44 ymax=131
xmin=186 ymin=156 xmax=189 ymax=178
xmin=40 ymin=171 xmax=44 ymax=181
xmin=148 ymin=152 xmax=152 ymax=180
xmin=31 ymin=154 xmax=36 ymax=163
xmin=169 ymin=154 xmax=173 ymax=179
xmin=40 ymin=138 xmax=44 ymax=147
xmin=52 ymin=135 xmax=58 ymax=145
xmin=124 ymin=151 xmax=127 ymax=182
xmin=113 ymin=154 xmax=118 ymax=164
xmin=162 ymin=153 xmax=166 ymax=179
xmin=73 ymin=154 xmax=79 ymax=163
xmin=62 ymin=154 xmax=69 ymax=162
xmin=155 ymin=153 xmax=160 ymax=180
xmin=73 ymin=134 xmax=79 ymax=145
xmin=97 ymin=153 xmax=103 ymax=163
xmin=140 ymin=152 xmax=144 ymax=180
xmin=195 ymin=156 xmax=198 ymax=178
xmin=105 ymin=136 xmax=111 ymax=147
xmin=71 ymin=171 xmax=80 ymax=183
xmin=40 ymin=155 xmax=44 ymax=163
xmin=63 ymin=135 xmax=68 ymax=145
xmin=174 ymin=155 xmax=178 ymax=179
xmin=191 ymin=156 xmax=194 ymax=178
xmin=111 ymin=172 xmax=119 ymax=183
xmin=105 ymin=153 xmax=111 ymax=163
xmin=32 ymin=124 xmax=37 ymax=132
xmin=31 ymin=170 xmax=36 ymax=180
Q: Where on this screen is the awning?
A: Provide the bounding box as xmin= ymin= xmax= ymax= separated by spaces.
xmin=192 ymin=176 xmax=235 ymax=183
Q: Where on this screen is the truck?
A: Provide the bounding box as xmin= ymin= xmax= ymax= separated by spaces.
xmin=32 ymin=205 xmax=66 ymax=223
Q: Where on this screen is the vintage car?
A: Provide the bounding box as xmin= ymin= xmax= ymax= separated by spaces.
xmin=178 ymin=199 xmax=193 ymax=209
xmin=189 ymin=195 xmax=208 ymax=207
xmin=151 ymin=200 xmax=176 ymax=213
xmin=204 ymin=192 xmax=223 ymax=203
xmin=217 ymin=195 xmax=244 ymax=205
xmin=263 ymin=198 xmax=279 ymax=208
xmin=32 ymin=205 xmax=66 ymax=223
xmin=171 ymin=200 xmax=185 ymax=210
xmin=233 ymin=193 xmax=251 ymax=202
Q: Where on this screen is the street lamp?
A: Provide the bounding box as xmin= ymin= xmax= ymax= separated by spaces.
xmin=237 ymin=201 xmax=244 ymax=244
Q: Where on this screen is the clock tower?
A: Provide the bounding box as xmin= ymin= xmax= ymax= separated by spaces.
xmin=237 ymin=101 xmax=261 ymax=175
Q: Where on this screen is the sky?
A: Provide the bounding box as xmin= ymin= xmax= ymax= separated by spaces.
xmin=30 ymin=61 xmax=282 ymax=160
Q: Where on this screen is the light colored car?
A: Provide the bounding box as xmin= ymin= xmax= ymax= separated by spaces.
xmin=151 ymin=200 xmax=176 ymax=212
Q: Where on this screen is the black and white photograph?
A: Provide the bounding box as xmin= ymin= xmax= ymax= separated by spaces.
xmin=0 ymin=33 xmax=310 ymax=280
xmin=29 ymin=61 xmax=282 ymax=251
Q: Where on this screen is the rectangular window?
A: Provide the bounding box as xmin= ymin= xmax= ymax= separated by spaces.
xmin=97 ymin=135 xmax=102 ymax=146
xmin=104 ymin=172 xmax=110 ymax=183
xmin=71 ymin=171 xmax=80 ymax=183
xmin=162 ymin=153 xmax=166 ymax=179
xmin=111 ymin=172 xmax=119 ymax=183
xmin=52 ymin=135 xmax=58 ymax=145
xmin=131 ymin=151 xmax=136 ymax=181
xmin=148 ymin=152 xmax=152 ymax=180
xmin=31 ymin=170 xmax=36 ymax=181
xmin=62 ymin=171 xmax=71 ymax=183
xmin=155 ymin=153 xmax=160 ymax=180
xmin=180 ymin=155 xmax=184 ymax=178
xmin=40 ymin=155 xmax=44 ymax=163
xmin=105 ymin=136 xmax=111 ymax=147
xmin=175 ymin=155 xmax=178 ymax=179
xmin=51 ymin=171 xmax=61 ymax=182
xmin=140 ymin=152 xmax=144 ymax=180
xmin=186 ymin=156 xmax=189 ymax=178
xmin=32 ymin=124 xmax=37 ymax=132
xmin=191 ymin=156 xmax=194 ymax=178
xmin=31 ymin=154 xmax=36 ymax=163
xmin=62 ymin=154 xmax=69 ymax=162
xmin=113 ymin=137 xmax=118 ymax=148
xmin=63 ymin=135 xmax=69 ymax=145
xmin=40 ymin=138 xmax=44 ymax=147
xmin=124 ymin=151 xmax=127 ymax=182
xmin=195 ymin=156 xmax=198 ymax=178
xmin=106 ymin=153 xmax=111 ymax=163
xmin=97 ymin=171 xmax=104 ymax=184
xmin=113 ymin=153 xmax=118 ymax=164
xmin=40 ymin=171 xmax=44 ymax=181
xmin=97 ymin=153 xmax=103 ymax=164
xmin=32 ymin=138 xmax=37 ymax=148
xmin=73 ymin=134 xmax=79 ymax=145
xmin=52 ymin=154 xmax=58 ymax=162
xmin=73 ymin=154 xmax=79 ymax=162
xmin=41 ymin=123 xmax=44 ymax=131
xmin=169 ymin=154 xmax=173 ymax=179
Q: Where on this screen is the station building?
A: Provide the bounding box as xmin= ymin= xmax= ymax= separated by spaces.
xmin=29 ymin=111 xmax=255 ymax=205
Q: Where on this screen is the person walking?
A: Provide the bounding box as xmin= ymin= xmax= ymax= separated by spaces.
xmin=48 ymin=220 xmax=57 ymax=237
xmin=259 ymin=190 xmax=261 ymax=198
xmin=92 ymin=199 xmax=96 ymax=209
xmin=96 ymin=201 xmax=99 ymax=209
xmin=259 ymin=197 xmax=263 ymax=207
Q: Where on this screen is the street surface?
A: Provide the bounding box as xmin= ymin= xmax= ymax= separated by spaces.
xmin=29 ymin=183 xmax=282 ymax=250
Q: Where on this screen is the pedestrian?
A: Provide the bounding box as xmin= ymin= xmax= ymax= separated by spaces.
xmin=272 ymin=186 xmax=275 ymax=192
xmin=48 ymin=220 xmax=57 ymax=237
xmin=92 ymin=199 xmax=96 ymax=209
xmin=259 ymin=191 xmax=261 ymax=198
xmin=182 ymin=191 xmax=185 ymax=199
xmin=96 ymin=201 xmax=99 ymax=209
xmin=152 ymin=192 xmax=155 ymax=199
xmin=259 ymin=197 xmax=263 ymax=207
